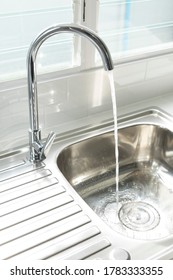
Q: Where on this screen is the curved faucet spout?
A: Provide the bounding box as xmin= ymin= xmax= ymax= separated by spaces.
xmin=27 ymin=24 xmax=114 ymax=162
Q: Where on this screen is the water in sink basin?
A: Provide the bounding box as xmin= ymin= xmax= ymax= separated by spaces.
xmin=85 ymin=165 xmax=173 ymax=240
xmin=57 ymin=123 xmax=173 ymax=240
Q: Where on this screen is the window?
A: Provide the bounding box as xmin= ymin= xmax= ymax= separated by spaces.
xmin=98 ymin=0 xmax=173 ymax=61
xmin=1 ymin=0 xmax=173 ymax=82
xmin=0 ymin=0 xmax=74 ymax=82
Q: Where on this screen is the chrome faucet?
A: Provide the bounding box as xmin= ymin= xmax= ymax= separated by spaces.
xmin=27 ymin=24 xmax=114 ymax=163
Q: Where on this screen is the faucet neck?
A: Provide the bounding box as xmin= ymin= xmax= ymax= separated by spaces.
xmin=27 ymin=24 xmax=114 ymax=162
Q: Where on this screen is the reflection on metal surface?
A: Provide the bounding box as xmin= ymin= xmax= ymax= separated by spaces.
xmin=0 ymin=157 xmax=113 ymax=260
xmin=118 ymin=202 xmax=160 ymax=231
xmin=57 ymin=122 xmax=173 ymax=240
xmin=1 ymin=108 xmax=173 ymax=259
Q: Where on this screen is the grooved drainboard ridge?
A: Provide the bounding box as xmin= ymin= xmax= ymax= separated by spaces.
xmin=0 ymin=176 xmax=59 ymax=205
xmin=47 ymin=236 xmax=111 ymax=260
xmin=2 ymin=213 xmax=92 ymax=259
xmin=6 ymin=224 xmax=107 ymax=260
xmin=0 ymin=182 xmax=66 ymax=217
xmin=0 ymin=193 xmax=112 ymax=260
xmin=0 ymin=159 xmax=25 ymax=173
xmin=0 ymin=192 xmax=74 ymax=231
xmin=0 ymin=168 xmax=51 ymax=195
xmin=0 ymin=161 xmax=113 ymax=259
xmin=0 ymin=204 xmax=82 ymax=246
xmin=0 ymin=160 xmax=45 ymax=183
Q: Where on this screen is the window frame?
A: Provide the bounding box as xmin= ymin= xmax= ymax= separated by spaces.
xmin=1 ymin=0 xmax=173 ymax=85
xmin=75 ymin=0 xmax=173 ymax=72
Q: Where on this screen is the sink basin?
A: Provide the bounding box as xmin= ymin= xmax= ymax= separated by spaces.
xmin=57 ymin=114 xmax=173 ymax=241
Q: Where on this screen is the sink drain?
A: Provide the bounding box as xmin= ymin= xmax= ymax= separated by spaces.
xmin=118 ymin=202 xmax=160 ymax=231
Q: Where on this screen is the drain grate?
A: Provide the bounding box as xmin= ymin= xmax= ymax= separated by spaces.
xmin=118 ymin=202 xmax=160 ymax=232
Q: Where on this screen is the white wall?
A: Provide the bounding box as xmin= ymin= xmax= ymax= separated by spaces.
xmin=1 ymin=52 xmax=173 ymax=154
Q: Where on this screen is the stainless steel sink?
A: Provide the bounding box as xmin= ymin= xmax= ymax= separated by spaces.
xmin=57 ymin=110 xmax=173 ymax=241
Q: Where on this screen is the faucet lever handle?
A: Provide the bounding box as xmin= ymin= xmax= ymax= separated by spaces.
xmin=32 ymin=131 xmax=56 ymax=161
xmin=42 ymin=131 xmax=56 ymax=157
